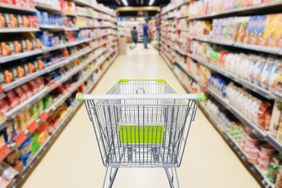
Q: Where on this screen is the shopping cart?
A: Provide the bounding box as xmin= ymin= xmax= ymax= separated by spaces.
xmin=76 ymin=79 xmax=205 ymax=188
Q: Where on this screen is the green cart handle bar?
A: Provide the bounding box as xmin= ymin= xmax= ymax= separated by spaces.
xmin=76 ymin=92 xmax=206 ymax=102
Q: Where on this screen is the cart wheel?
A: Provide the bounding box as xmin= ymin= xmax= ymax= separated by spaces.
xmin=128 ymin=147 xmax=133 ymax=162
xmin=152 ymin=148 xmax=159 ymax=162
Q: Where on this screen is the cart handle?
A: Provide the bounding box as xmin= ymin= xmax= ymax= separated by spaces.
xmin=76 ymin=92 xmax=206 ymax=102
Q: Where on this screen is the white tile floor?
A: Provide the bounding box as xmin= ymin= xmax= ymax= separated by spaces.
xmin=23 ymin=45 xmax=260 ymax=188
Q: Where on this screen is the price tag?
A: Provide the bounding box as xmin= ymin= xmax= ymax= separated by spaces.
xmin=15 ymin=132 xmax=28 ymax=147
xmin=40 ymin=112 xmax=49 ymax=122
xmin=27 ymin=121 xmax=39 ymax=133
xmin=0 ymin=145 xmax=10 ymax=162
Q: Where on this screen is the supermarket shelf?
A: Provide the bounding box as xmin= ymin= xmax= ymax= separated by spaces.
xmin=73 ymin=0 xmax=115 ymax=17
xmin=73 ymin=0 xmax=92 ymax=8
xmin=44 ymin=44 xmax=67 ymax=52
xmin=79 ymin=26 xmax=95 ymax=29
xmin=161 ymin=1 xmax=189 ymax=15
xmin=200 ymin=103 xmax=274 ymax=188
xmin=163 ymin=51 xmax=282 ymax=153
xmin=10 ymin=102 xmax=81 ymax=188
xmin=44 ymin=35 xmax=117 ymax=52
xmin=0 ymin=49 xmax=44 ymax=64
xmin=77 ymin=13 xmax=94 ymax=18
xmin=190 ymin=54 xmax=274 ymax=100
xmin=266 ymin=135 xmax=282 ymax=154
xmin=0 ymin=49 xmax=116 ymax=161
xmin=95 ymin=25 xmax=115 ymax=29
xmin=0 ymin=28 xmax=39 ymax=33
xmin=35 ymin=2 xmax=63 ymax=14
xmin=274 ymin=93 xmax=282 ymax=102
xmin=175 ymin=48 xmax=189 ymax=57
xmin=40 ymin=25 xmax=65 ymax=31
xmin=176 ymin=15 xmax=189 ymax=19
xmin=9 ymin=53 xmax=118 ymax=188
xmin=207 ymin=87 xmax=266 ymax=138
xmin=0 ymin=3 xmax=36 ymax=13
xmin=193 ymin=36 xmax=282 ymax=56
xmin=189 ymin=1 xmax=282 ymax=20
xmin=175 ymin=62 xmax=202 ymax=86
xmin=65 ymin=13 xmax=77 ymax=17
xmin=3 ymin=47 xmax=95 ymax=119
xmin=66 ymin=38 xmax=93 ymax=48
xmin=161 ymin=52 xmax=274 ymax=187
xmin=64 ymin=27 xmax=79 ymax=31
xmin=1 ymin=47 xmax=94 ymax=92
xmin=2 ymin=45 xmax=113 ymax=120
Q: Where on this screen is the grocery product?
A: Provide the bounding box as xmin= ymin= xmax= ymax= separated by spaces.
xmin=0 ymin=0 xmax=117 ymax=185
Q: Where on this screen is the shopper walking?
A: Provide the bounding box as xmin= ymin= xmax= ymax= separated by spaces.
xmin=143 ymin=20 xmax=149 ymax=49
xmin=130 ymin=26 xmax=138 ymax=49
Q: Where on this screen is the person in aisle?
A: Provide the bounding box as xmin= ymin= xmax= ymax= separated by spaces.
xmin=143 ymin=20 xmax=150 ymax=49
xmin=130 ymin=26 xmax=138 ymax=49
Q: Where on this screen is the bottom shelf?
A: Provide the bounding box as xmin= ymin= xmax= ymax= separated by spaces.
xmin=9 ymin=54 xmax=118 ymax=188
xmin=200 ymin=103 xmax=274 ymax=188
xmin=160 ymin=52 xmax=274 ymax=188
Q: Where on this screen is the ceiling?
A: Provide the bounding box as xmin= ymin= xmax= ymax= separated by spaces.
xmin=97 ymin=0 xmax=170 ymax=8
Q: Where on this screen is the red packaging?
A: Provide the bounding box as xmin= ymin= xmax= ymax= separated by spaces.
xmin=21 ymin=84 xmax=32 ymax=97
xmin=14 ymin=86 xmax=27 ymax=102
xmin=27 ymin=80 xmax=38 ymax=93
xmin=34 ymin=77 xmax=44 ymax=89
xmin=28 ymin=16 xmax=37 ymax=27
xmin=6 ymin=90 xmax=20 ymax=107
xmin=0 ymin=98 xmax=9 ymax=112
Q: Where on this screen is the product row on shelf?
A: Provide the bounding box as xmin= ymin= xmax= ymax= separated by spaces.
xmin=148 ymin=16 xmax=161 ymax=50
xmin=160 ymin=0 xmax=282 ymax=187
xmin=0 ymin=0 xmax=118 ymax=187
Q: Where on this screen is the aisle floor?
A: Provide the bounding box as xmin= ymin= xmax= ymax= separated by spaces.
xmin=23 ymin=45 xmax=260 ymax=188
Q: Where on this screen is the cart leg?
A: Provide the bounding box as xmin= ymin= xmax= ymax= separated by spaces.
xmin=102 ymin=167 xmax=119 ymax=188
xmin=164 ymin=168 xmax=180 ymax=188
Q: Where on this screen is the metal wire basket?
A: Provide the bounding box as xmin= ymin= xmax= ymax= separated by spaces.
xmin=76 ymin=79 xmax=205 ymax=188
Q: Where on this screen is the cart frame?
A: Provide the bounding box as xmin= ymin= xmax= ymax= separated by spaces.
xmin=76 ymin=79 xmax=205 ymax=188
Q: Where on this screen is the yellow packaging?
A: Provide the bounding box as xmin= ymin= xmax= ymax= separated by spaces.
xmin=269 ymin=14 xmax=281 ymax=47
xmin=263 ymin=14 xmax=277 ymax=47
xmin=273 ymin=14 xmax=282 ymax=48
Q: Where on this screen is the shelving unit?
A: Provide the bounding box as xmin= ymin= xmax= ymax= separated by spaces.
xmin=159 ymin=0 xmax=282 ymax=187
xmin=0 ymin=0 xmax=118 ymax=186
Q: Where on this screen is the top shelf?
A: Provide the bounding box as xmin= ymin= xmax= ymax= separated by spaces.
xmin=161 ymin=1 xmax=190 ymax=15
xmin=189 ymin=1 xmax=282 ymax=20
xmin=73 ymin=0 xmax=116 ymax=17
xmin=35 ymin=2 xmax=63 ymax=15
xmin=0 ymin=3 xmax=37 ymax=13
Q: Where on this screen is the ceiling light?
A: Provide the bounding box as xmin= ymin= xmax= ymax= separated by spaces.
xmin=149 ymin=0 xmax=155 ymax=6
xmin=121 ymin=0 xmax=128 ymax=6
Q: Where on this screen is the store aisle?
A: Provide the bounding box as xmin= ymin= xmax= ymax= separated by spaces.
xmin=23 ymin=45 xmax=259 ymax=188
